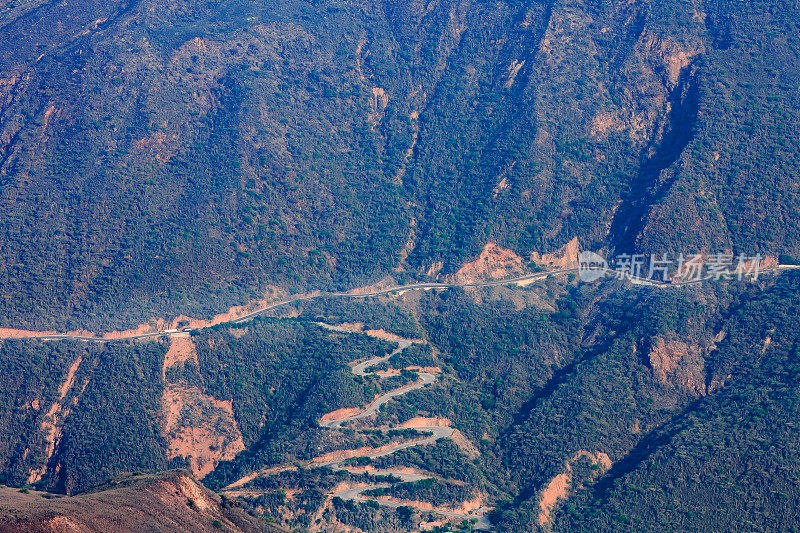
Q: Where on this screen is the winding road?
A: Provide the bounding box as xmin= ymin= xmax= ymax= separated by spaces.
xmin=2 ymin=267 xmax=579 ymax=343
xmin=3 ymin=262 xmax=796 ymax=528
xmin=260 ymin=322 xmax=491 ymax=529
xmin=4 ymin=263 xmax=795 ymax=343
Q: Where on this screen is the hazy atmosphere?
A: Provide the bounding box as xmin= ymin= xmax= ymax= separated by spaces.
xmin=0 ymin=0 xmax=799 ymax=531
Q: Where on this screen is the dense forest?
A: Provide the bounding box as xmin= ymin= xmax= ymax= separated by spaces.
xmin=0 ymin=0 xmax=798 ymax=329
xmin=1 ymin=0 xmax=799 ymax=530
xmin=557 ymin=274 xmax=800 ymax=532
xmin=1 ymin=270 xmax=800 ymax=531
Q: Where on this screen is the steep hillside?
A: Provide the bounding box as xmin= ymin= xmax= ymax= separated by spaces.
xmin=1 ymin=0 xmax=799 ymax=530
xmin=0 ymin=320 xmax=398 ymax=495
xmin=557 ymin=273 xmax=800 ymax=531
xmin=0 ymin=469 xmax=281 ymax=532
xmin=1 ymin=265 xmax=799 ymax=530
xmin=0 ymin=0 xmax=798 ymax=329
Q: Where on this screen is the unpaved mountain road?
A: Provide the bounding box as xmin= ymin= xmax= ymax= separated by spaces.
xmin=229 ymin=267 xmax=581 ymax=324
xmin=3 ymin=264 xmax=791 ymax=343
xmin=0 ymin=267 xmax=578 ymax=342
xmin=4 ymin=265 xmax=792 ymax=529
xmin=225 ymin=324 xmax=492 ymax=529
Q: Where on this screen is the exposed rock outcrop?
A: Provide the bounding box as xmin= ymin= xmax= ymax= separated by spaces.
xmin=0 ymin=470 xmax=281 ymax=533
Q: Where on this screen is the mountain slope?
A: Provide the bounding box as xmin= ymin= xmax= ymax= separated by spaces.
xmin=0 ymin=0 xmax=798 ymax=329
xmin=0 ymin=469 xmax=281 ymax=532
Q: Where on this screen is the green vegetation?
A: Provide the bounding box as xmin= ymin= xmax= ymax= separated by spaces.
xmin=373 ymin=439 xmax=481 ymax=485
xmin=192 ymin=318 xmax=398 ymax=489
xmin=238 ymin=467 xmax=401 ymax=529
xmin=0 ymin=0 xmax=799 ymax=529
xmin=0 ymin=470 xmax=279 ymax=532
xmin=0 ymin=340 xmax=89 ymax=487
xmin=2 ymin=274 xmax=800 ymax=531
xmin=0 ymin=0 xmax=798 ymax=332
xmin=330 ymin=495 xmax=411 ymax=532
xmin=51 ymin=342 xmax=173 ymax=494
xmin=556 ymin=273 xmax=800 ymax=532
xmin=364 ymin=478 xmax=475 ymax=508
xmin=297 ymin=298 xmax=420 ymax=339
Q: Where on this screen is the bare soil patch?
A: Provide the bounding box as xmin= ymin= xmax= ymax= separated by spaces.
xmin=162 ymin=384 xmax=245 ymax=479
xmin=448 ymin=243 xmax=526 ymax=284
